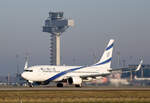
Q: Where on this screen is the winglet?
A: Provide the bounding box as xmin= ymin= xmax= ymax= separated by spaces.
xmin=24 ymin=56 xmax=29 ymax=70
xmin=135 ymin=60 xmax=143 ymax=72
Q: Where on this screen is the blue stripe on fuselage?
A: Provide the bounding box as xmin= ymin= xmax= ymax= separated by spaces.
xmin=47 ymin=66 xmax=86 ymax=81
xmin=47 ymin=57 xmax=112 ymax=81
xmin=106 ymin=43 xmax=113 ymax=51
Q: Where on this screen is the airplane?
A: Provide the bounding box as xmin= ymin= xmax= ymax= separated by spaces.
xmin=21 ymin=39 xmax=143 ymax=87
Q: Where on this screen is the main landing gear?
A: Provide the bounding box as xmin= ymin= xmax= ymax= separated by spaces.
xmin=28 ymin=82 xmax=33 ymax=87
xmin=57 ymin=83 xmax=63 ymax=87
xmin=75 ymin=84 xmax=81 ymax=88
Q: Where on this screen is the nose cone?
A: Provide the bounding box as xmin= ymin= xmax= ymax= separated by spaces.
xmin=21 ymin=72 xmax=27 ymax=80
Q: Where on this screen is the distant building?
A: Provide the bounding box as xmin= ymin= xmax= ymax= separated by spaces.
xmin=122 ymin=64 xmax=150 ymax=78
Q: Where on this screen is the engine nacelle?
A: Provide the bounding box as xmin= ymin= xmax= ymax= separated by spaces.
xmin=68 ymin=77 xmax=82 ymax=85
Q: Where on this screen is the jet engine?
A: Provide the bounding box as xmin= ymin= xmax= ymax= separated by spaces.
xmin=68 ymin=77 xmax=82 ymax=85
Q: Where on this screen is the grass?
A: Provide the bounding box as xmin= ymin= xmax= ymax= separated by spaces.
xmin=0 ymin=90 xmax=150 ymax=103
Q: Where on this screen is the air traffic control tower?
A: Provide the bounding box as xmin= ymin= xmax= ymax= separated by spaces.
xmin=43 ymin=12 xmax=74 ymax=65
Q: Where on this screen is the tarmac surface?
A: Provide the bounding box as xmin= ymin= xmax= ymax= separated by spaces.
xmin=0 ymin=87 xmax=150 ymax=91
xmin=1 ymin=87 xmax=150 ymax=103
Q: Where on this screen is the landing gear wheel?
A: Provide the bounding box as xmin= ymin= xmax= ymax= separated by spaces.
xmin=57 ymin=83 xmax=63 ymax=87
xmin=75 ymin=84 xmax=81 ymax=88
xmin=28 ymin=83 xmax=33 ymax=87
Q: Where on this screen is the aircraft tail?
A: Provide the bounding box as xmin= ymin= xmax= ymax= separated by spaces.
xmin=94 ymin=39 xmax=114 ymax=69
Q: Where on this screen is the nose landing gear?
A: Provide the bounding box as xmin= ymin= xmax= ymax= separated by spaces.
xmin=28 ymin=80 xmax=34 ymax=87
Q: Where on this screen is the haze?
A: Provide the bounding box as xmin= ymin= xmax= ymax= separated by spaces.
xmin=0 ymin=0 xmax=150 ymax=75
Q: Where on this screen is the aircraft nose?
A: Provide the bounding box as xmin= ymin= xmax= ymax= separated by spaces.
xmin=21 ymin=72 xmax=27 ymax=79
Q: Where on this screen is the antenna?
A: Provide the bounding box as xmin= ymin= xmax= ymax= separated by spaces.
xmin=116 ymin=51 xmax=120 ymax=67
xmin=122 ymin=59 xmax=126 ymax=67
xmin=16 ymin=54 xmax=19 ymax=84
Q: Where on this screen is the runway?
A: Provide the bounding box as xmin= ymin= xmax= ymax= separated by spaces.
xmin=1 ymin=87 xmax=150 ymax=91
xmin=1 ymin=87 xmax=150 ymax=103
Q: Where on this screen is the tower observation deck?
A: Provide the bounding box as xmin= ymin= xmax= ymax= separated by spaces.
xmin=43 ymin=12 xmax=74 ymax=65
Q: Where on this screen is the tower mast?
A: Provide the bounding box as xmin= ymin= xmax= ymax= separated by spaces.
xmin=43 ymin=12 xmax=74 ymax=65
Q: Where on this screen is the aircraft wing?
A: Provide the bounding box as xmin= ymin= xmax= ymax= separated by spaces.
xmin=80 ymin=73 xmax=110 ymax=79
xmin=80 ymin=60 xmax=143 ymax=79
xmin=109 ymin=60 xmax=143 ymax=73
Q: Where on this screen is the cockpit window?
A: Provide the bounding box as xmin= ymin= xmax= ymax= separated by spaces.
xmin=24 ymin=70 xmax=33 ymax=72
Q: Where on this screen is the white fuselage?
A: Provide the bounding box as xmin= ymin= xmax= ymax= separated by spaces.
xmin=21 ymin=65 xmax=111 ymax=82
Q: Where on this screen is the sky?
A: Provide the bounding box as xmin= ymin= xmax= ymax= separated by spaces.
xmin=0 ymin=0 xmax=150 ymax=75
